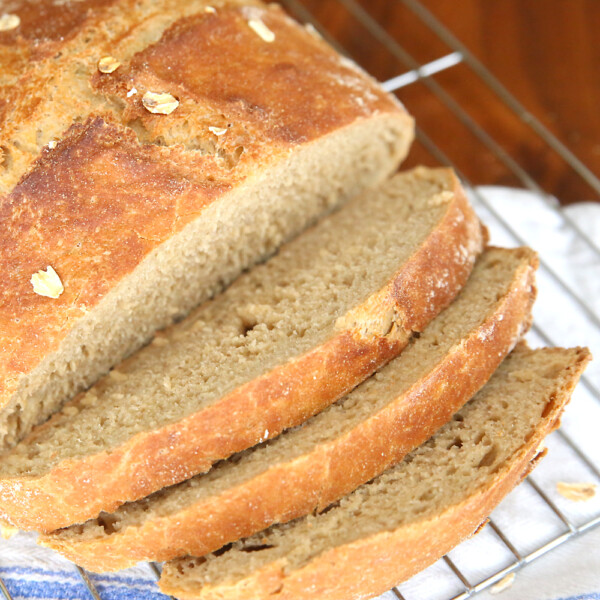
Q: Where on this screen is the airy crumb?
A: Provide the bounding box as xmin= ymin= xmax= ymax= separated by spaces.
xmin=208 ymin=126 xmax=228 ymax=136
xmin=142 ymin=91 xmax=179 ymax=115
xmin=0 ymin=13 xmax=20 ymax=31
xmin=31 ymin=266 xmax=64 ymax=299
xmin=557 ymin=481 xmax=597 ymax=502
xmin=98 ymin=56 xmax=121 ymax=74
xmin=490 ymin=573 xmax=515 ymax=594
xmin=48 ymin=140 xmax=58 ymax=149
xmin=248 ymin=18 xmax=275 ymax=42
xmin=205 ymin=6 xmax=216 ymax=13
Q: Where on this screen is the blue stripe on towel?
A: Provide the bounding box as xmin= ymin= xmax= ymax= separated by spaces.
xmin=1 ymin=579 xmax=170 ymax=600
xmin=0 ymin=567 xmax=170 ymax=600
xmin=0 ymin=566 xmax=79 ymax=579
xmin=0 ymin=566 xmax=156 ymax=586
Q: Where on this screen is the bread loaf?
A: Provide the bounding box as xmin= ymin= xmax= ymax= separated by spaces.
xmin=42 ymin=246 xmax=537 ymax=571
xmin=0 ymin=0 xmax=414 ymax=449
xmin=159 ymin=344 xmax=591 ymax=600
xmin=0 ymin=167 xmax=483 ymax=532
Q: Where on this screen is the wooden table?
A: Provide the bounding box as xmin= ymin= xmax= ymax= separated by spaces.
xmin=286 ymin=0 xmax=600 ymax=205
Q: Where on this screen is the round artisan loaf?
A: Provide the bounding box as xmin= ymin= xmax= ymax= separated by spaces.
xmin=0 ymin=167 xmax=483 ymax=531
xmin=0 ymin=0 xmax=414 ymax=450
xmin=42 ymin=246 xmax=538 ymax=571
xmin=159 ymin=344 xmax=591 ymax=600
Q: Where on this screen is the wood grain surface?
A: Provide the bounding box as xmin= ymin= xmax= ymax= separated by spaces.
xmin=284 ymin=0 xmax=600 ymax=204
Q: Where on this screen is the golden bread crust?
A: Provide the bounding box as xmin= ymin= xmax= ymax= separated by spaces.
xmin=158 ymin=346 xmax=592 ymax=600
xmin=0 ymin=172 xmax=483 ymax=531
xmin=0 ymin=1 xmax=411 ymax=422
xmin=42 ymin=248 xmax=538 ymax=571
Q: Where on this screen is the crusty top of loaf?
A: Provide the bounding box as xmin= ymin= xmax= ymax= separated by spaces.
xmin=0 ymin=1 xmax=407 ymax=408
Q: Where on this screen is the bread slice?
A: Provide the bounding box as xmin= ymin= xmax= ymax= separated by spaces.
xmin=0 ymin=0 xmax=414 ymax=451
xmin=0 ymin=168 xmax=483 ymax=532
xmin=42 ymin=246 xmax=537 ymax=571
xmin=159 ymin=343 xmax=591 ymax=600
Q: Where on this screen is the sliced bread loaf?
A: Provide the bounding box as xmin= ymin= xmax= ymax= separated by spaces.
xmin=160 ymin=343 xmax=591 ymax=600
xmin=42 ymin=246 xmax=537 ymax=571
xmin=0 ymin=168 xmax=484 ymax=532
xmin=0 ymin=0 xmax=414 ymax=450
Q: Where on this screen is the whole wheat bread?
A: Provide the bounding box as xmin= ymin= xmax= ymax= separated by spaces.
xmin=0 ymin=167 xmax=483 ymax=532
xmin=0 ymin=0 xmax=414 ymax=450
xmin=42 ymin=246 xmax=537 ymax=571
xmin=160 ymin=343 xmax=591 ymax=600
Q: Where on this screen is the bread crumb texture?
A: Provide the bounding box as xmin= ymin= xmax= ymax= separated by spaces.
xmin=40 ymin=247 xmax=536 ymax=571
xmin=0 ymin=0 xmax=413 ymax=449
xmin=0 ymin=167 xmax=480 ymax=531
xmin=159 ymin=345 xmax=590 ymax=599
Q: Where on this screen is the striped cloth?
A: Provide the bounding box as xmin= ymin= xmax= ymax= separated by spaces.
xmin=0 ymin=530 xmax=166 ymax=599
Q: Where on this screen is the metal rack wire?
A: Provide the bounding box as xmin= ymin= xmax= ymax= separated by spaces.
xmin=1 ymin=1 xmax=598 ymax=599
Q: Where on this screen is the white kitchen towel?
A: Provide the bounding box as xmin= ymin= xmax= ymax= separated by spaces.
xmin=0 ymin=186 xmax=598 ymax=600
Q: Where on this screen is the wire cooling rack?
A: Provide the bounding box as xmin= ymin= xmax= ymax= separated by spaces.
xmin=1 ymin=1 xmax=598 ymax=599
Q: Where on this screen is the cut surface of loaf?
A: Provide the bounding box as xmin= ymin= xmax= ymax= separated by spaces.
xmin=0 ymin=167 xmax=483 ymax=531
xmin=0 ymin=0 xmax=414 ymax=450
xmin=43 ymin=246 xmax=537 ymax=571
xmin=160 ymin=344 xmax=591 ymax=600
